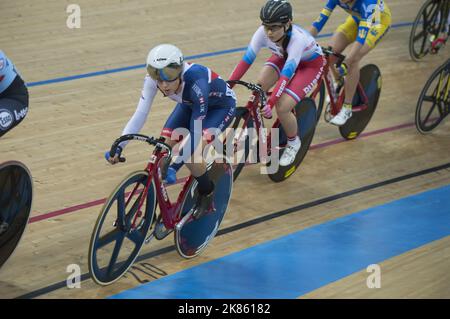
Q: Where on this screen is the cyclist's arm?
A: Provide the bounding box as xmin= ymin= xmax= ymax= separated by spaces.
xmin=310 ymin=0 xmax=338 ymax=37
xmin=228 ymin=27 xmax=265 ymax=83
xmin=119 ymin=76 xmax=157 ymax=149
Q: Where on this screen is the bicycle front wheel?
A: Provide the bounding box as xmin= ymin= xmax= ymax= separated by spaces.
xmin=415 ymin=60 xmax=450 ymax=133
xmin=88 ymin=170 xmax=156 ymax=285
xmin=0 ymin=161 xmax=33 ymax=270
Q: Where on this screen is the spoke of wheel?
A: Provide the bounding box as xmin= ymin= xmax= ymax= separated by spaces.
xmin=423 ymin=95 xmax=436 ymax=102
xmin=96 ymin=228 xmax=122 ymax=249
xmin=422 ymin=80 xmax=440 ymax=124
xmin=116 ymin=186 xmax=126 ymax=226
xmin=126 ymin=191 xmax=144 ymax=228
xmin=426 ymin=3 xmax=439 ymax=26
xmin=414 ymin=30 xmax=426 ymax=42
xmin=128 ymin=229 xmax=144 ymax=245
xmin=418 ymin=4 xmax=439 ymax=57
xmin=419 ymin=26 xmax=428 ymax=55
xmin=423 ymin=100 xmax=438 ymax=125
xmin=106 ymin=232 xmax=126 ymax=276
xmin=434 ymin=73 xmax=447 ymax=116
xmin=436 ymin=101 xmax=444 ymax=117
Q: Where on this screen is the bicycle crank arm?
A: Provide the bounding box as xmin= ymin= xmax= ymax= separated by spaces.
xmin=176 ymin=208 xmax=195 ymax=231
xmin=144 ymin=233 xmax=154 ymax=245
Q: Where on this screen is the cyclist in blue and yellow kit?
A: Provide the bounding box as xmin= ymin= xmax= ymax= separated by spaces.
xmin=309 ymin=0 xmax=391 ymax=125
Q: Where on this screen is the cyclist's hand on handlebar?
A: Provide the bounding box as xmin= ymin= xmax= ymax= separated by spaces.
xmin=104 ymin=146 xmax=125 ymax=164
xmin=105 ymin=153 xmax=122 ymax=164
xmin=261 ymin=101 xmax=273 ymax=119
xmin=336 ymin=62 xmax=348 ymax=77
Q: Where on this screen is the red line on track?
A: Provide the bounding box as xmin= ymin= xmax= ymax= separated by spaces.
xmin=28 ymin=121 xmax=415 ymax=224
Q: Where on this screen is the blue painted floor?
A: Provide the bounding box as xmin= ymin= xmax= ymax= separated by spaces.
xmin=110 ymin=184 xmax=450 ymax=299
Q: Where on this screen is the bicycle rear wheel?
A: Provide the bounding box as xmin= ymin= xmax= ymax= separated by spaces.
xmin=415 ymin=60 xmax=450 ymax=133
xmin=339 ymin=64 xmax=381 ymax=140
xmin=0 ymin=161 xmax=33 ymax=270
xmin=88 ymin=170 xmax=156 ymax=285
xmin=409 ymin=0 xmax=441 ymax=61
xmin=175 ymin=155 xmax=233 ymax=258
xmin=268 ymin=98 xmax=317 ymax=182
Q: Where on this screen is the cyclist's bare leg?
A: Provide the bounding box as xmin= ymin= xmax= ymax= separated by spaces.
xmin=256 ymin=65 xmax=279 ymax=92
xmin=184 ymin=138 xmax=214 ymax=218
xmin=275 ymin=93 xmax=298 ymax=138
xmin=342 ymin=42 xmax=372 ymax=105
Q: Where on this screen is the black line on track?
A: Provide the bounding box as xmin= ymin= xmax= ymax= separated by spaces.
xmin=15 ymin=162 xmax=450 ymax=299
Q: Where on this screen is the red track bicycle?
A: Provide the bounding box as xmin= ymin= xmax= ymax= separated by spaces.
xmin=88 ymin=134 xmax=233 ymax=285
xmin=226 ymin=80 xmax=317 ymax=182
xmin=311 ymin=47 xmax=382 ymax=140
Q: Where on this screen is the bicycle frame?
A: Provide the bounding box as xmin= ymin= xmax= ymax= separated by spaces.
xmin=436 ymin=63 xmax=450 ymax=103
xmin=436 ymin=61 xmax=450 ymax=117
xmin=310 ymin=48 xmax=370 ymax=116
xmin=245 ymin=92 xmax=276 ymax=154
xmin=110 ymin=134 xmax=194 ymax=232
xmin=134 ymin=156 xmax=194 ymax=232
xmin=228 ymin=80 xmax=294 ymax=159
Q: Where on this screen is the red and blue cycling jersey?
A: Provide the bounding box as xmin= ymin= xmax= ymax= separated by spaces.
xmin=120 ymin=62 xmax=236 ymax=150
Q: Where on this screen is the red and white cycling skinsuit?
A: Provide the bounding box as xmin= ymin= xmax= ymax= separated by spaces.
xmin=229 ymin=24 xmax=325 ymax=106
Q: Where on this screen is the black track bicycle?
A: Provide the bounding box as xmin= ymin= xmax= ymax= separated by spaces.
xmin=415 ymin=58 xmax=450 ymax=133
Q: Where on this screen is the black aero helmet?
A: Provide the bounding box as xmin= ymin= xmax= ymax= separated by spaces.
xmin=260 ymin=0 xmax=293 ymax=24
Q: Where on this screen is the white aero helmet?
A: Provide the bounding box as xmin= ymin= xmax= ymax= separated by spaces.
xmin=146 ymin=44 xmax=184 ymax=81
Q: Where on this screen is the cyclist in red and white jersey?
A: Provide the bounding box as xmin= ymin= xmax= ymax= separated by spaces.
xmin=229 ymin=0 xmax=324 ymax=167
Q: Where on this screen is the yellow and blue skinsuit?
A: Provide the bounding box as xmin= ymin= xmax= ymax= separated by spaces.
xmin=312 ymin=0 xmax=392 ymax=48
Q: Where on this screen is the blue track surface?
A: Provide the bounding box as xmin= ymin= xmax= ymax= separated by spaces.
xmin=110 ymin=184 xmax=450 ymax=299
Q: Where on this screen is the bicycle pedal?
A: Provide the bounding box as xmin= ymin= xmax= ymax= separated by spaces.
xmin=192 ymin=207 xmax=201 ymax=220
xmin=153 ymin=221 xmax=172 ymax=240
xmin=192 ymin=204 xmax=216 ymax=220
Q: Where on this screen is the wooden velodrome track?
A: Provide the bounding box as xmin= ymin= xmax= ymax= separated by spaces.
xmin=0 ymin=0 xmax=449 ymax=298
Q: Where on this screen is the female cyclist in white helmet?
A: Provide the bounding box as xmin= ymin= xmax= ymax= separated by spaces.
xmin=106 ymin=44 xmax=236 ymax=219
